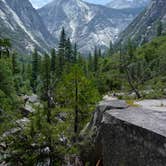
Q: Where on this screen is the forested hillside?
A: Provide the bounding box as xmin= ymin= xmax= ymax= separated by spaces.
xmin=1 ymin=25 xmax=166 ymax=164
xmin=1 ymin=0 xmax=166 ymax=165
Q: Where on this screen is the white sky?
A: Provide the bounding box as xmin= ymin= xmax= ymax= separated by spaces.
xmin=29 ymin=0 xmax=110 ymax=8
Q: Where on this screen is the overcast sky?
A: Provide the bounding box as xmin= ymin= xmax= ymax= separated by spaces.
xmin=30 ymin=0 xmax=110 ymax=8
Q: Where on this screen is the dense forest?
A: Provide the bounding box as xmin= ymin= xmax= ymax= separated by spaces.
xmin=1 ymin=24 xmax=166 ymax=165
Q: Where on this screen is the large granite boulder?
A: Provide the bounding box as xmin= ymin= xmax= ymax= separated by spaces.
xmin=80 ymin=99 xmax=128 ymax=165
xmin=82 ymin=98 xmax=166 ymax=166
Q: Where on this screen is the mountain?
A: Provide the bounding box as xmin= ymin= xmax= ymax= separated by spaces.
xmin=0 ymin=0 xmax=55 ymax=54
xmin=107 ymin=0 xmax=150 ymax=9
xmin=38 ymin=0 xmax=144 ymax=53
xmin=117 ymin=0 xmax=166 ymax=45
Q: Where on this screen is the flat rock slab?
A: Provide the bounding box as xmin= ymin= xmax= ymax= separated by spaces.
xmin=105 ymin=107 xmax=166 ymax=137
xmin=99 ymin=100 xmax=128 ymax=109
xmin=135 ymin=99 xmax=166 ymax=112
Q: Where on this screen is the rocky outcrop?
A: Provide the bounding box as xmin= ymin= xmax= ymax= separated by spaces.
xmin=117 ymin=0 xmax=166 ymax=45
xmin=38 ymin=0 xmax=144 ymax=53
xmin=20 ymin=94 xmax=41 ymax=116
xmin=87 ymin=98 xmax=166 ymax=166
xmin=0 ymin=0 xmax=56 ymax=54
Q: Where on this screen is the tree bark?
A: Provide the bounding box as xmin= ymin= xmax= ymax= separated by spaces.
xmin=126 ymin=68 xmax=141 ymax=99
xmin=74 ymin=71 xmax=79 ymax=135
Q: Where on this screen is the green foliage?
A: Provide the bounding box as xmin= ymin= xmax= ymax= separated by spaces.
xmin=157 ymin=20 xmax=163 ymax=37
xmin=93 ymin=46 xmax=99 ymax=72
xmin=56 ymin=65 xmax=100 ymax=131
xmin=0 ymin=38 xmax=11 ymax=58
xmin=1 ymin=107 xmax=69 ymax=165
xmin=31 ymin=49 xmax=40 ymax=93
xmin=0 ymin=58 xmax=14 ymax=96
xmin=50 ymin=48 xmax=56 ymax=73
xmin=12 ymin=52 xmax=20 ymax=75
xmin=2 ymin=29 xmax=166 ymax=165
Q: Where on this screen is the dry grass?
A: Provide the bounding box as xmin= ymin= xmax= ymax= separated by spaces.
xmin=126 ymin=100 xmax=139 ymax=107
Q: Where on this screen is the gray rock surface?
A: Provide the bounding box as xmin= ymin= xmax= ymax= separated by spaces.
xmin=117 ymin=0 xmax=166 ymax=45
xmin=0 ymin=0 xmax=56 ymax=54
xmin=38 ymin=0 xmax=145 ymax=53
xmin=91 ymin=99 xmax=128 ymax=127
xmin=106 ymin=107 xmax=166 ymax=137
xmin=135 ymin=99 xmax=166 ymax=112
xmin=88 ymin=98 xmax=166 ymax=166
xmin=28 ymin=94 xmax=38 ymax=103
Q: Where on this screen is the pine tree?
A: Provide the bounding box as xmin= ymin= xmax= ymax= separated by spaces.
xmin=94 ymin=46 xmax=98 ymax=72
xmin=58 ymin=27 xmax=66 ymax=74
xmin=108 ymin=41 xmax=114 ymax=56
xmin=0 ymin=58 xmax=17 ymax=112
xmin=31 ymin=49 xmax=39 ymax=93
xmin=56 ymin=65 xmax=100 ymax=137
xmin=0 ymin=38 xmax=3 ymax=58
xmin=73 ymin=43 xmax=77 ymax=63
xmin=50 ymin=48 xmax=56 ymax=73
xmin=157 ymin=20 xmax=162 ymax=36
xmin=127 ymin=39 xmax=134 ymax=59
xmin=0 ymin=38 xmax=11 ymax=58
xmin=42 ymin=54 xmax=51 ymax=99
xmin=12 ymin=52 xmax=19 ymax=75
xmin=88 ymin=52 xmax=93 ymax=72
xmin=98 ymin=48 xmax=102 ymax=58
xmin=65 ymin=38 xmax=72 ymax=62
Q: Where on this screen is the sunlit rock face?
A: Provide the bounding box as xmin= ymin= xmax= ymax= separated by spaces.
xmin=0 ymin=0 xmax=56 ymax=54
xmin=0 ymin=0 xmax=148 ymax=54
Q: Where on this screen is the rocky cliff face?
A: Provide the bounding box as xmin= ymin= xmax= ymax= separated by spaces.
xmin=0 ymin=0 xmax=56 ymax=54
xmin=0 ymin=0 xmax=148 ymax=54
xmin=38 ymin=0 xmax=144 ymax=53
xmin=117 ymin=0 xmax=166 ymax=45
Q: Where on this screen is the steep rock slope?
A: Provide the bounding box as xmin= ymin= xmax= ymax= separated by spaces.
xmin=117 ymin=0 xmax=166 ymax=45
xmin=107 ymin=0 xmax=150 ymax=9
xmin=0 ymin=0 xmax=55 ymax=54
xmin=38 ymin=0 xmax=143 ymax=53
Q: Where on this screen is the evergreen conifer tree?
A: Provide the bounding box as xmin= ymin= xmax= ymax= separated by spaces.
xmin=12 ymin=52 xmax=19 ymax=75
xmin=50 ymin=48 xmax=56 ymax=73
xmin=58 ymin=27 xmax=66 ymax=74
xmin=94 ymin=46 xmax=98 ymax=72
xmin=73 ymin=43 xmax=77 ymax=63
xmin=157 ymin=20 xmax=162 ymax=36
xmin=31 ymin=49 xmax=39 ymax=93
xmin=65 ymin=38 xmax=72 ymax=62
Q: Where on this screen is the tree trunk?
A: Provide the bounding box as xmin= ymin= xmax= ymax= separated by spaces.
xmin=74 ymin=71 xmax=79 ymax=138
xmin=126 ymin=68 xmax=141 ymax=99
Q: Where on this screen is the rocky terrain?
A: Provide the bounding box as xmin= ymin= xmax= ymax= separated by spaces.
xmin=117 ymin=0 xmax=166 ymax=45
xmin=83 ymin=97 xmax=166 ymax=165
xmin=38 ymin=0 xmax=146 ymax=53
xmin=0 ymin=0 xmax=150 ymax=54
xmin=0 ymin=0 xmax=56 ymax=54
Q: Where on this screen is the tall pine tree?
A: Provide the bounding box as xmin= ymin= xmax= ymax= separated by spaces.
xmin=58 ymin=27 xmax=66 ymax=74
xmin=31 ymin=49 xmax=39 ymax=93
xmin=50 ymin=48 xmax=56 ymax=73
xmin=94 ymin=46 xmax=99 ymax=72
